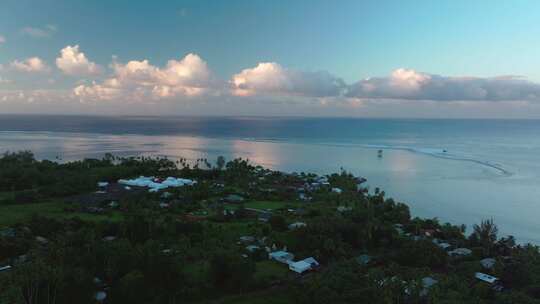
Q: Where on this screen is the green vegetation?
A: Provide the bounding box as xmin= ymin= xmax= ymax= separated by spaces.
xmin=1 ymin=151 xmax=540 ymax=304
xmin=0 ymin=201 xmax=124 ymax=228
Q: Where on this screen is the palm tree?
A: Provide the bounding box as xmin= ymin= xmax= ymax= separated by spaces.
xmin=472 ymin=219 xmax=498 ymax=255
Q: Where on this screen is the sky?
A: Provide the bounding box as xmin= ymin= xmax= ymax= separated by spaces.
xmin=1 ymin=0 xmax=540 ymax=117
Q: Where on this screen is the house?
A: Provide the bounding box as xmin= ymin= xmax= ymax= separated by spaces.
xmin=288 ymin=222 xmax=307 ymax=230
xmin=0 ymin=228 xmax=16 ymax=238
xmin=475 ymin=272 xmax=499 ymax=284
xmin=476 ymin=272 xmax=504 ymax=291
xmin=480 ymin=258 xmax=496 ymax=270
xmin=437 ymin=242 xmax=451 ymax=250
xmin=298 ymin=193 xmax=311 ymax=201
xmin=337 ymin=206 xmax=352 ymax=213
xmin=420 ymin=277 xmax=438 ymax=296
xmin=95 ymin=291 xmax=107 ymax=302
xmin=269 ymin=251 xmax=295 ymax=264
xmin=258 ymin=212 xmax=272 ymax=222
xmin=35 ymin=236 xmax=49 ymax=245
xmin=239 ymin=236 xmax=255 ymax=243
xmin=289 ymin=257 xmax=320 ymax=274
xmin=223 ymin=194 xmax=245 ymax=204
xmin=102 ymin=236 xmax=116 ymax=242
xmin=331 ymin=187 xmax=343 ymax=194
xmin=420 ymin=229 xmax=437 ymax=237
xmin=448 ymin=248 xmax=472 ymax=257
xmin=356 ymin=254 xmax=372 ymax=265
xmin=0 ymin=265 xmax=12 ymax=272
xmin=97 ymin=182 xmax=109 ymax=187
xmin=246 ymin=245 xmax=260 ymax=253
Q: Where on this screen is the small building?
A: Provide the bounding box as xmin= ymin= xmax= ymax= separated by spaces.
xmin=102 ymin=236 xmax=116 ymax=242
xmin=337 ymin=206 xmax=353 ymax=213
xmin=269 ymin=251 xmax=295 ymax=264
xmin=0 ymin=265 xmax=12 ymax=272
xmin=480 ymin=258 xmax=496 ymax=270
xmin=239 ymin=236 xmax=255 ymax=243
xmin=420 ymin=277 xmax=438 ymax=296
xmin=331 ymin=187 xmax=343 ymax=194
xmin=356 ymin=254 xmax=372 ymax=265
xmin=448 ymin=248 xmax=472 ymax=257
xmin=288 ymin=222 xmax=307 ymax=230
xmin=223 ymin=194 xmax=245 ymax=204
xmin=258 ymin=212 xmax=272 ymax=222
xmin=475 ymin=272 xmax=499 ymax=284
xmin=35 ymin=236 xmax=49 ymax=245
xmin=95 ymin=291 xmax=107 ymax=302
xmin=289 ymin=257 xmax=319 ymax=274
xmin=246 ymin=245 xmax=260 ymax=253
xmin=0 ymin=228 xmax=16 ymax=238
xmin=97 ymin=182 xmax=109 ymax=187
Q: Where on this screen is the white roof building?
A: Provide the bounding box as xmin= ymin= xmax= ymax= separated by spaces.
xmin=118 ymin=176 xmax=195 ymax=192
xmin=332 ymin=187 xmax=343 ymax=194
xmin=288 ymin=222 xmax=307 ymax=230
xmin=269 ymin=251 xmax=295 ymax=264
xmin=475 ymin=272 xmax=499 ymax=284
xmin=0 ymin=265 xmax=12 ymax=272
xmin=448 ymin=248 xmax=472 ymax=256
xmin=289 ymin=261 xmax=311 ymax=274
xmin=289 ymin=257 xmax=319 ymax=274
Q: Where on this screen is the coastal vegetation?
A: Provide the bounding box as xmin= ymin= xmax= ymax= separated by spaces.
xmin=1 ymin=151 xmax=540 ymax=303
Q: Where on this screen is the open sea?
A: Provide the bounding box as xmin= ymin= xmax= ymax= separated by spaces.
xmin=1 ymin=114 xmax=540 ymax=243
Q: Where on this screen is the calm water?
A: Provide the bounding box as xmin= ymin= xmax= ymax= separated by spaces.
xmin=1 ymin=115 xmax=540 ymax=243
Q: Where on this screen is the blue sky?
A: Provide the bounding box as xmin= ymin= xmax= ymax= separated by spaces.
xmin=1 ymin=0 xmax=540 ymax=117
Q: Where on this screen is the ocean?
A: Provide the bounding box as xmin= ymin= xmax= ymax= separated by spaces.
xmin=1 ymin=114 xmax=540 ymax=243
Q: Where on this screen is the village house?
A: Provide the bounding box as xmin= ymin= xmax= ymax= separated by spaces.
xmin=331 ymin=187 xmax=343 ymax=194
xmin=480 ymin=258 xmax=496 ymax=270
xmin=269 ymin=251 xmax=295 ymax=264
xmin=288 ymin=222 xmax=307 ymax=230
xmin=258 ymin=212 xmax=272 ymax=222
xmin=448 ymin=247 xmax=472 ymax=257
xmin=475 ymin=272 xmax=503 ymax=291
xmin=289 ymin=257 xmax=320 ymax=274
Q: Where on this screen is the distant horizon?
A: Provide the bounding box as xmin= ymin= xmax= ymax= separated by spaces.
xmin=2 ymin=112 xmax=540 ymax=121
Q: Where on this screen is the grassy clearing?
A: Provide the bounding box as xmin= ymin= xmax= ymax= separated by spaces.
xmin=254 ymin=260 xmax=289 ymax=282
xmin=0 ymin=201 xmax=123 ymax=227
xmin=0 ymin=191 xmax=14 ymax=202
xmin=207 ymin=289 xmax=292 ymax=304
xmin=242 ymin=200 xmax=300 ymax=211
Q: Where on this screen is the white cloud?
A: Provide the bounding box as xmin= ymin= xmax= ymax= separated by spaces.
xmin=10 ymin=57 xmax=49 ymax=73
xmin=231 ymin=62 xmax=345 ymax=97
xmin=21 ymin=25 xmax=57 ymax=38
xmin=0 ymin=35 xmax=5 ymax=44
xmin=74 ymin=53 xmax=215 ymax=101
xmin=56 ymin=45 xmax=101 ymax=76
xmin=347 ymin=68 xmax=540 ymax=101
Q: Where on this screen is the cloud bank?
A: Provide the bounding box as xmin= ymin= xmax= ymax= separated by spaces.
xmin=74 ymin=53 xmax=216 ymax=101
xmin=231 ymin=62 xmax=345 ymax=97
xmin=347 ymin=68 xmax=540 ymax=101
xmin=10 ymin=57 xmax=49 ymax=73
xmin=20 ymin=25 xmax=57 ymax=38
xmin=56 ymin=45 xmax=101 ymax=76
xmin=3 ymin=46 xmax=540 ymax=116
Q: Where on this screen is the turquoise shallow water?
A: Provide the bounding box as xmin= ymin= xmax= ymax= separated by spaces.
xmin=1 ymin=115 xmax=540 ymax=243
